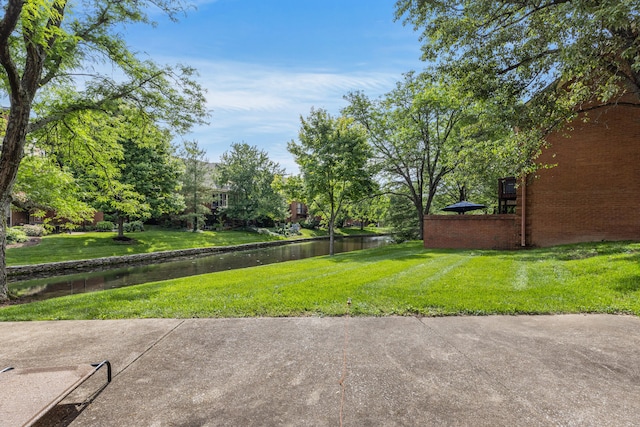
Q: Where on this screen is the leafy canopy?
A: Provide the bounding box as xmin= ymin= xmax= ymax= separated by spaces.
xmin=289 ymin=108 xmax=373 ymax=254
xmin=344 ymin=72 xmax=509 ymax=236
xmin=215 ymin=142 xmax=287 ymax=226
xmin=0 ymin=0 xmax=207 ymax=299
xmin=395 ymin=0 xmax=640 ymax=164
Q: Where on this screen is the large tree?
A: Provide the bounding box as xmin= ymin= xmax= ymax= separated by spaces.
xmin=288 ymin=108 xmax=374 ymax=255
xmin=395 ymin=0 xmax=640 ymax=167
xmin=215 ymin=142 xmax=287 ymax=227
xmin=115 ymin=125 xmax=185 ymax=237
xmin=0 ymin=0 xmax=207 ymax=301
xmin=179 ymin=140 xmax=212 ymax=232
xmin=344 ymin=73 xmax=493 ymax=238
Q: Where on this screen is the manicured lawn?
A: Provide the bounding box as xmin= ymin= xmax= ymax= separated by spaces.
xmin=6 ymin=227 xmax=283 ymax=265
xmin=7 ymin=226 xmax=385 ymax=266
xmin=2 ymin=240 xmax=639 ymax=320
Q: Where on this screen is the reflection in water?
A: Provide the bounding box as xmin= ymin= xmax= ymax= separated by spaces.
xmin=10 ymin=236 xmax=392 ymax=301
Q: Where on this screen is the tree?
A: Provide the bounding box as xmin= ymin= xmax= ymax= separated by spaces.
xmin=344 ymin=72 xmax=487 ymax=239
xmin=0 ymin=0 xmax=207 ymax=300
xmin=13 ymin=154 xmax=95 ymax=228
xmin=215 ymin=142 xmax=287 ymax=227
xmin=395 ymin=0 xmax=640 ymax=168
xmin=180 ymin=140 xmax=212 ymax=232
xmin=288 ymin=108 xmax=374 ymax=255
xmin=347 ymin=193 xmax=388 ymax=230
xmin=38 ymin=107 xmax=150 ymax=238
xmin=116 ymin=127 xmax=185 ymax=237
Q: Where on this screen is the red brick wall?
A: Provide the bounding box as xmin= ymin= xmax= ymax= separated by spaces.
xmin=288 ymin=201 xmax=308 ymax=223
xmin=520 ymin=103 xmax=640 ymax=247
xmin=423 ymin=215 xmax=520 ymax=250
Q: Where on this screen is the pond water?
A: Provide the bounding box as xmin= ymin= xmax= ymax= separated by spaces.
xmin=10 ymin=236 xmax=392 ymax=301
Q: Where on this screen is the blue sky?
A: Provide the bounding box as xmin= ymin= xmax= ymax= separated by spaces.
xmin=126 ymin=0 xmax=425 ymax=172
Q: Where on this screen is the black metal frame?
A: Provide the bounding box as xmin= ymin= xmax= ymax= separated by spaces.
xmin=92 ymin=360 xmax=112 ymax=383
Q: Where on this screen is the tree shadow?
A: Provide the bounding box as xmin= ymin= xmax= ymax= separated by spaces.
xmin=612 ymin=275 xmax=640 ymax=294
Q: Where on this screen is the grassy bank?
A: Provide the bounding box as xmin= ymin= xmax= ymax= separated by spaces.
xmin=7 ymin=226 xmax=384 ymax=266
xmin=2 ymin=241 xmax=639 ymax=320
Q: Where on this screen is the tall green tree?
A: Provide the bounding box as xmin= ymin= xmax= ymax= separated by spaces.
xmin=395 ymin=0 xmax=640 ymax=169
xmin=101 ymin=138 xmax=185 ymax=239
xmin=288 ymin=108 xmax=374 ymax=255
xmin=117 ymin=124 xmax=185 ymax=236
xmin=0 ymin=0 xmax=207 ymax=300
xmin=180 ymin=140 xmax=212 ymax=232
xmin=215 ymin=142 xmax=287 ymax=227
xmin=39 ymin=107 xmax=149 ymax=237
xmin=344 ymin=73 xmax=489 ymax=239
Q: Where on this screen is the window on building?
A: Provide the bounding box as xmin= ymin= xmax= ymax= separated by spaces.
xmin=212 ymin=192 xmax=228 ymax=208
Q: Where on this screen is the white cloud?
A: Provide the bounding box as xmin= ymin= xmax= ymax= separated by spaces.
xmin=166 ymin=59 xmax=404 ymax=172
xmin=192 ymin=60 xmax=398 ymax=112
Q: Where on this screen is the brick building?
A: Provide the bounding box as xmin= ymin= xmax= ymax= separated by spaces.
xmin=424 ymin=98 xmax=640 ymax=249
xmin=519 ymin=99 xmax=640 ymax=247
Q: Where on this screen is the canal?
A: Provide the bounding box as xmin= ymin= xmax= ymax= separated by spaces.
xmin=9 ymin=236 xmax=392 ymax=301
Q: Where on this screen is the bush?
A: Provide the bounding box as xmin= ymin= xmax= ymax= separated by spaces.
xmin=124 ymin=221 xmax=145 ymax=232
xmin=300 ymin=218 xmax=320 ymax=230
xmin=96 ymin=221 xmax=115 ymax=232
xmin=7 ymin=227 xmax=28 ymax=244
xmin=22 ymin=224 xmax=45 ymax=237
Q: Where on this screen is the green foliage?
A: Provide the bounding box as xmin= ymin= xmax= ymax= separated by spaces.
xmin=347 ymin=194 xmax=389 ymax=229
xmin=299 ymin=217 xmax=320 ymax=230
xmin=13 ymin=155 xmax=95 ymax=226
xmin=288 ymin=108 xmax=374 ymax=254
xmin=272 ymin=174 xmax=305 ymax=205
xmin=179 ymin=141 xmax=213 ymax=232
xmin=215 ymin=142 xmax=287 ymax=226
xmin=385 ymin=194 xmax=421 ymax=243
xmin=124 ymin=221 xmax=145 ymax=233
xmin=0 ymin=0 xmax=208 ymax=300
xmin=119 ymin=123 xmax=185 ymax=221
xmin=6 ymin=228 xmax=28 ymax=244
xmin=96 ymin=221 xmax=115 ymax=232
xmin=395 ymin=0 xmax=640 ymax=172
xmin=344 ymin=73 xmax=507 ymax=238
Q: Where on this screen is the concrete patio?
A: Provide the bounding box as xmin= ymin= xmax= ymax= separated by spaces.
xmin=1 ymin=314 xmax=639 ymax=426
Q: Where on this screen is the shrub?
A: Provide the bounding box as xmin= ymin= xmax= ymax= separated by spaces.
xmin=300 ymin=218 xmax=320 ymax=230
xmin=124 ymin=221 xmax=145 ymax=232
xmin=7 ymin=227 xmax=28 ymax=244
xmin=95 ymin=221 xmax=115 ymax=232
xmin=22 ymin=224 xmax=45 ymax=237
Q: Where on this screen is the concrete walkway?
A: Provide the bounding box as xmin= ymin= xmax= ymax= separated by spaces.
xmin=1 ymin=315 xmax=639 ymax=426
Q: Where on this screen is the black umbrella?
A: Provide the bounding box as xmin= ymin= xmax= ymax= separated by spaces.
xmin=441 ymin=200 xmax=486 ymax=214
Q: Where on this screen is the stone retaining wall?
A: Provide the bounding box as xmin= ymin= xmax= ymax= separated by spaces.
xmin=8 ymin=235 xmax=381 ymax=279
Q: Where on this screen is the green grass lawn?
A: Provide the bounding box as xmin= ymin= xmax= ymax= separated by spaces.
xmin=6 ymin=226 xmax=385 ymax=266
xmin=2 ymin=240 xmax=639 ymax=320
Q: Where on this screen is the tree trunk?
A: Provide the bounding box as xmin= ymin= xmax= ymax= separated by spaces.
xmin=0 ymin=105 xmax=32 ymax=301
xmin=117 ymin=216 xmax=125 ymax=238
xmin=0 ymin=197 xmax=10 ymax=301
xmin=328 ymin=218 xmax=335 ymax=256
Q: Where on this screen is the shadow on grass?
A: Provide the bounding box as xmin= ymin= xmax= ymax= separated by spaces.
xmin=503 ymin=241 xmax=640 ymax=263
xmin=612 ymin=275 xmax=640 ymax=294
